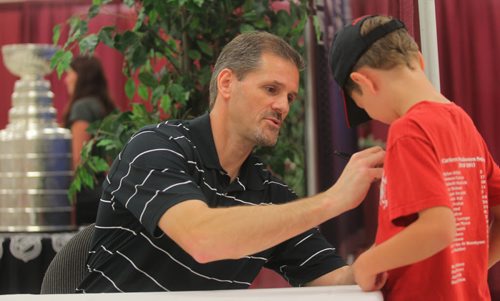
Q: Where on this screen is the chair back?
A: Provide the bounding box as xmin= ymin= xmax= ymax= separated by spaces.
xmin=40 ymin=223 xmax=95 ymax=294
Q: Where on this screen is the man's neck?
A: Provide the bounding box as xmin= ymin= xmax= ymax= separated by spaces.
xmin=209 ymin=110 xmax=253 ymax=181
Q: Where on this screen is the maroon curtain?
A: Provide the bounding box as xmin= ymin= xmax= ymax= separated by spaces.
xmin=0 ymin=0 xmax=133 ymax=130
xmin=350 ymin=0 xmax=500 ymax=297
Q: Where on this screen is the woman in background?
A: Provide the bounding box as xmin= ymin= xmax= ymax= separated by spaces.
xmin=62 ymin=55 xmax=116 ymax=225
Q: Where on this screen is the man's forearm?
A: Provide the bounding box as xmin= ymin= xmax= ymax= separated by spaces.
xmin=306 ymin=265 xmax=355 ymax=286
xmin=160 ymin=192 xmax=342 ymax=263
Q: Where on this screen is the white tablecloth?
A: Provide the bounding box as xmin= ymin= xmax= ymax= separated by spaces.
xmin=0 ymin=285 xmax=382 ymax=300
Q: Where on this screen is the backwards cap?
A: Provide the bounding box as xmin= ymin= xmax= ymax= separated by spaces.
xmin=329 ymin=15 xmax=405 ymax=127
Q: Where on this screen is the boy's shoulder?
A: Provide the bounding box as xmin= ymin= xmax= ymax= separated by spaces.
xmin=392 ymin=101 xmax=463 ymax=131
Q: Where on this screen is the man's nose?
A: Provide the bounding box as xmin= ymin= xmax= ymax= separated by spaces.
xmin=272 ymin=95 xmax=289 ymax=116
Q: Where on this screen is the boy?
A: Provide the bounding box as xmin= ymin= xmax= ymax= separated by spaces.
xmin=329 ymin=15 xmax=500 ymax=300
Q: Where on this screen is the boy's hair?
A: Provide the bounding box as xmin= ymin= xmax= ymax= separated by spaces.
xmin=208 ymin=31 xmax=304 ymax=109
xmin=345 ymin=15 xmax=420 ymax=97
xmin=329 ymin=15 xmax=418 ymax=127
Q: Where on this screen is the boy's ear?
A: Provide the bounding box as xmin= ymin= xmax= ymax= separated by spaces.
xmin=350 ymin=71 xmax=377 ymax=95
xmin=417 ymin=52 xmax=425 ymax=70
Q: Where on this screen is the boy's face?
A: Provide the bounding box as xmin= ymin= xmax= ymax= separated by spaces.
xmin=349 ymin=68 xmax=395 ymax=125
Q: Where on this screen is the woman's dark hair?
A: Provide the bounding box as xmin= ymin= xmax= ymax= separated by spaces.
xmin=62 ymin=56 xmax=116 ymax=127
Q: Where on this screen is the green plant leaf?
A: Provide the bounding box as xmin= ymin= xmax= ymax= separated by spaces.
xmin=188 ymin=49 xmax=201 ymax=61
xmin=79 ymin=168 xmax=95 ymax=189
xmin=198 ymin=65 xmax=211 ymax=86
xmin=137 ymin=83 xmax=149 ymax=101
xmin=196 ymin=40 xmax=213 ymax=56
xmin=131 ymin=44 xmax=148 ymax=69
xmin=138 ymin=71 xmax=157 ymax=88
xmin=193 ymin=0 xmax=204 ymax=7
xmin=50 ymin=49 xmax=64 ymax=70
xmin=56 ymin=51 xmax=73 ymax=78
xmin=117 ymin=31 xmax=140 ymax=52
xmin=79 ymin=34 xmax=99 ymax=55
xmin=242 ymin=11 xmax=258 ymax=22
xmin=93 ymin=0 xmax=112 ymax=4
xmin=88 ymin=4 xmax=100 ymax=18
xmin=88 ymin=156 xmax=109 ymax=173
xmin=124 ymin=0 xmax=135 ymax=7
xmin=98 ymin=26 xmax=115 ymax=47
xmin=160 ymin=94 xmax=172 ymax=112
xmin=151 ymin=85 xmax=165 ymax=103
xmin=52 ymin=24 xmax=61 ymax=45
xmin=148 ymin=9 xmax=158 ymax=24
xmin=125 ymin=78 xmax=136 ymax=99
xmin=131 ymin=103 xmax=150 ymax=122
xmin=68 ymin=16 xmax=81 ymax=36
xmin=67 ymin=17 xmax=88 ymax=45
xmin=169 ymin=83 xmax=189 ymax=103
xmin=96 ymin=138 xmax=114 ymax=147
xmin=239 ymin=24 xmax=255 ymax=33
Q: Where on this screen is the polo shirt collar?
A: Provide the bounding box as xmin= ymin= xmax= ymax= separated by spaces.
xmin=188 ymin=112 xmax=221 ymax=170
xmin=188 ymin=112 xmax=266 ymax=191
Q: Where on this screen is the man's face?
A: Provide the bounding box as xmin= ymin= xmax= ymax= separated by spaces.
xmin=229 ymin=53 xmax=299 ymax=147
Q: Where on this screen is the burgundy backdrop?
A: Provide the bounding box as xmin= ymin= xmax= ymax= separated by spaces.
xmin=0 ymin=0 xmax=498 ymax=294
xmin=0 ymin=0 xmax=131 ymax=129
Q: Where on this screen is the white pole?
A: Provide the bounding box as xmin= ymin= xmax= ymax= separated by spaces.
xmin=305 ymin=17 xmax=318 ymax=196
xmin=418 ymin=0 xmax=441 ymax=91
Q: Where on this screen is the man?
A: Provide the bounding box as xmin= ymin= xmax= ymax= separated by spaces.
xmin=78 ymin=31 xmax=385 ymax=292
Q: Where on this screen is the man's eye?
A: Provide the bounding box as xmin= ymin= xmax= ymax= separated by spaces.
xmin=266 ymin=86 xmax=277 ymax=94
xmin=287 ymin=94 xmax=296 ymax=103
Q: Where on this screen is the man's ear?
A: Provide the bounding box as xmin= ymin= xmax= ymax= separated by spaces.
xmin=350 ymin=71 xmax=376 ymax=95
xmin=217 ymin=68 xmax=233 ymax=100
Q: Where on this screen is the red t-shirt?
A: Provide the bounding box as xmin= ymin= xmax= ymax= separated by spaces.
xmin=376 ymin=101 xmax=500 ymax=301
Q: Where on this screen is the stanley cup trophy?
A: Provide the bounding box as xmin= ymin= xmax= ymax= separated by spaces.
xmin=0 ymin=44 xmax=75 ymax=232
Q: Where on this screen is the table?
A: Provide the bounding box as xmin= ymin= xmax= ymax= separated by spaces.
xmin=0 ymin=285 xmax=383 ymax=300
xmin=0 ymin=232 xmax=76 ymax=294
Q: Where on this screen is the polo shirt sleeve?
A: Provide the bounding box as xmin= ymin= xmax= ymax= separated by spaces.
xmin=264 ymin=227 xmax=346 ymax=286
xmin=107 ymin=127 xmax=207 ymax=236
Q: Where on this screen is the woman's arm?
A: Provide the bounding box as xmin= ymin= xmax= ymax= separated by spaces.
xmin=70 ymin=120 xmax=91 ymax=170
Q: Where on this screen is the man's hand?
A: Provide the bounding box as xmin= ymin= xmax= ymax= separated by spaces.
xmin=326 ymin=146 xmax=385 ymax=213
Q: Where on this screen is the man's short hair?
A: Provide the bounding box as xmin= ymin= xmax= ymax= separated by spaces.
xmin=209 ymin=31 xmax=304 ymax=109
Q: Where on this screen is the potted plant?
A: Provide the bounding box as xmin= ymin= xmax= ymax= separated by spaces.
xmin=52 ymin=0 xmax=313 ymax=200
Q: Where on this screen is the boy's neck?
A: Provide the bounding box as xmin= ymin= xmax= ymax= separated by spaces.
xmin=388 ymin=67 xmax=450 ymax=117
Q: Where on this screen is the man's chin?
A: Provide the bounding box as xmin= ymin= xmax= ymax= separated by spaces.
xmin=256 ymin=137 xmax=278 ymax=147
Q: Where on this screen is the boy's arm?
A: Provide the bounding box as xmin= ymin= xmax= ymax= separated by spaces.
xmin=352 ymin=206 xmax=456 ymax=291
xmin=489 ymin=205 xmax=500 ymax=268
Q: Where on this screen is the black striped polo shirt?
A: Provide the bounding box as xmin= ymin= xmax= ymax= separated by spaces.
xmin=78 ymin=113 xmax=346 ymax=292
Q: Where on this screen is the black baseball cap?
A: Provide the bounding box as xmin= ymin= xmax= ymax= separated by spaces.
xmin=329 ymin=15 xmax=405 ymax=127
